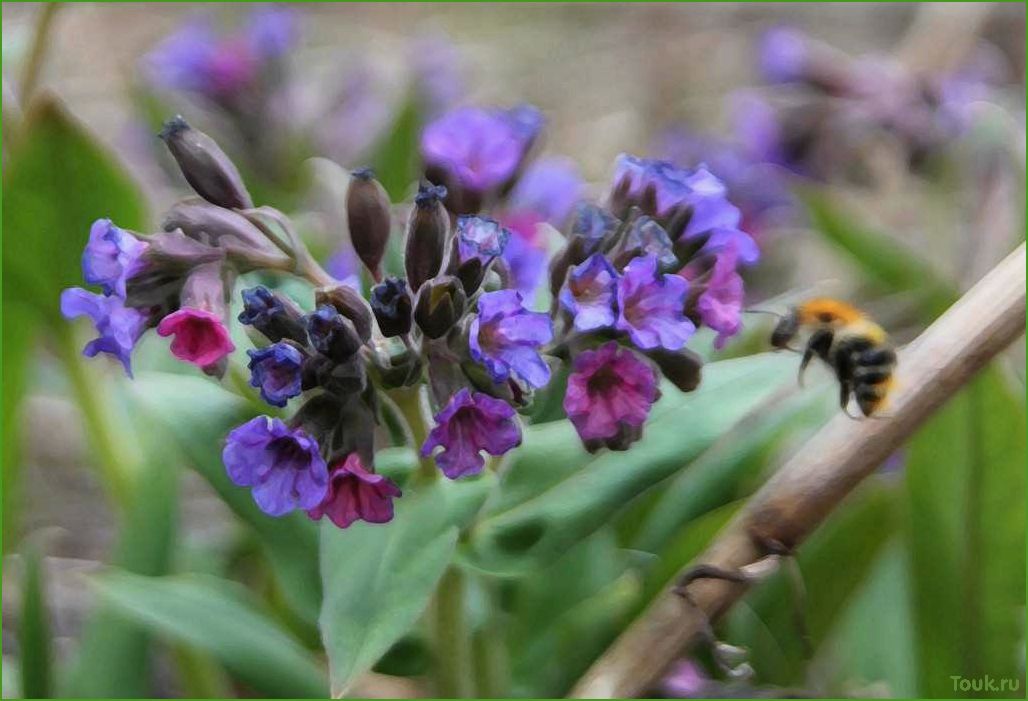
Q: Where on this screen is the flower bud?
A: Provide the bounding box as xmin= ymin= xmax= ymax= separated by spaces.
xmin=370 ymin=277 xmax=412 ymax=338
xmin=314 ymin=285 xmax=373 ymax=343
xmin=368 ymin=344 xmax=422 ymax=389
xmin=347 ymin=168 xmax=391 ymax=280
xmin=159 ymin=116 xmax=253 ymax=210
xmin=644 ymin=347 xmax=703 ymax=392
xmin=414 ymin=275 xmax=465 ymax=339
xmin=304 ymin=353 xmax=367 ymax=397
xmin=238 ymin=286 xmax=308 ymax=344
xmin=306 ymin=305 xmax=363 ymax=362
xmin=163 ymin=198 xmax=288 ymax=270
xmin=404 ymin=183 xmax=449 ymax=294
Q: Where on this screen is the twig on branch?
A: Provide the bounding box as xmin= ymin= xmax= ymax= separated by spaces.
xmin=571 ymin=243 xmax=1026 ymax=699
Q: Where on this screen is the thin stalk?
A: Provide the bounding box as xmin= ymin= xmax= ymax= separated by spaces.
xmin=19 ymin=3 xmax=61 ymax=105
xmin=473 ymin=582 xmax=510 ymax=698
xmin=54 ymin=328 xmax=134 ymax=512
xmin=390 ymin=385 xmax=437 ymax=480
xmin=430 ymin=567 xmax=475 ymax=698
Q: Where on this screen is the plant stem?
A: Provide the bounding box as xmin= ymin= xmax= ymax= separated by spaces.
xmin=390 ymin=385 xmax=437 ymax=480
xmin=473 ymin=582 xmax=510 ymax=698
xmin=54 ymin=328 xmax=134 ymax=512
xmin=430 ymin=567 xmax=475 ymax=698
xmin=19 ymin=3 xmax=61 ymax=106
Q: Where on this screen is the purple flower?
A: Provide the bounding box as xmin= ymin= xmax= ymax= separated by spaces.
xmin=246 ymin=5 xmax=298 ymax=60
xmin=422 ymin=388 xmax=522 ymax=479
xmin=760 ymin=27 xmax=809 ymax=84
xmin=456 ymin=215 xmax=511 ymax=265
xmin=408 ymin=34 xmax=465 ymax=117
xmin=696 ymin=250 xmax=744 ymax=349
xmin=324 ymin=244 xmax=361 ymax=290
xmin=508 ymin=157 xmax=584 ymax=225
xmin=82 ymin=219 xmax=148 ymax=299
xmin=469 ymin=290 xmax=553 ymax=388
xmin=145 ymin=19 xmax=258 ymax=98
xmin=307 ymin=453 xmax=401 ymax=528
xmin=559 ymin=253 xmax=618 ymax=332
xmin=660 ymin=660 xmax=710 ymax=698
xmin=421 ymin=106 xmax=541 ymax=193
xmin=622 ymin=216 xmax=677 ymax=270
xmin=498 ymin=221 xmax=548 ymax=297
xmin=563 ymin=342 xmax=659 ymax=452
xmin=247 ymin=342 xmax=304 ymax=407
xmin=615 ymin=254 xmax=694 ymax=351
xmin=222 ymin=415 xmax=328 ymax=516
xmin=60 ymin=288 xmax=148 ymax=376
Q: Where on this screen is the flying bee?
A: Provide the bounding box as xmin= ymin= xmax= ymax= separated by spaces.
xmin=769 ymin=298 xmax=897 ymax=417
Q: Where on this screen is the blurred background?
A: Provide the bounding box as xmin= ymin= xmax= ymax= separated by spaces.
xmin=2 ymin=3 xmax=1025 ymax=699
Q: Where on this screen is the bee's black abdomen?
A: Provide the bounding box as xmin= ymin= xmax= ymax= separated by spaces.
xmin=853 ymin=366 xmax=892 ymax=384
xmin=860 ymin=348 xmax=896 ymax=366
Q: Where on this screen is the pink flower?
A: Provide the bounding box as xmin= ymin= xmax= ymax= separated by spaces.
xmin=696 ymin=249 xmax=745 ymax=349
xmin=563 ymin=341 xmax=659 ymax=452
xmin=157 ymin=307 xmax=235 ymax=367
xmin=308 ymin=454 xmax=401 ymax=529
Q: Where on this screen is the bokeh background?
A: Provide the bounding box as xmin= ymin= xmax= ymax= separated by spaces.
xmin=2 ymin=3 xmax=1025 ymax=699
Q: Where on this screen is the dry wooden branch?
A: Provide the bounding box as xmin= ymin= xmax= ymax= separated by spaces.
xmin=571 ymin=243 xmax=1026 ymax=699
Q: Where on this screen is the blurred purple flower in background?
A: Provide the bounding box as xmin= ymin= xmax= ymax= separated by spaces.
xmin=223 ymin=415 xmax=328 ymax=517
xmin=696 ymin=248 xmax=745 ymax=349
xmin=308 ymin=453 xmax=401 ymax=528
xmin=564 ymin=341 xmax=659 ymax=452
xmin=660 ymin=659 xmax=711 ymax=698
xmin=324 ymin=243 xmax=362 ymax=290
xmin=409 ymin=33 xmax=467 ymax=117
xmin=422 ymin=388 xmax=523 ymax=479
xmin=759 ymin=26 xmax=810 ymax=84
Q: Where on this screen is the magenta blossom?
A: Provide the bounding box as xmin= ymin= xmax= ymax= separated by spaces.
xmin=696 ymin=249 xmax=744 ymax=349
xmin=222 ymin=415 xmax=328 ymax=517
xmin=564 ymin=341 xmax=659 ymax=452
xmin=157 ymin=307 xmax=235 ymax=368
xmin=559 ymin=253 xmax=619 ymax=332
xmin=469 ymin=290 xmax=553 ymax=389
xmin=422 ymin=388 xmax=522 ymax=479
xmin=308 ymin=453 xmax=401 ymax=529
xmin=615 ymin=254 xmax=694 ymax=351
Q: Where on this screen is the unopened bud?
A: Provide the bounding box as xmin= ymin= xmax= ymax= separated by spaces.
xmin=645 ymin=347 xmax=703 ymax=392
xmin=404 ymin=183 xmax=449 ymax=294
xmin=162 ymin=198 xmax=288 ymax=271
xmin=370 ymin=277 xmax=413 ymax=338
xmin=306 ymin=305 xmax=363 ymax=362
xmin=159 ymin=116 xmax=253 ymax=210
xmin=347 ymin=168 xmax=391 ymax=280
xmin=238 ymin=286 xmax=308 ymax=344
xmin=414 ymin=275 xmax=465 ymax=339
xmin=314 ymin=285 xmax=373 ymax=343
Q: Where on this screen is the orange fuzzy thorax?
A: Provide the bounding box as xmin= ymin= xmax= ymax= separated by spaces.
xmin=797 ymin=298 xmax=866 ymax=325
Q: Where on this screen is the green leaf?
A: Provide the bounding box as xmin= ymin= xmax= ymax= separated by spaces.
xmin=320 ymin=477 xmax=470 ymax=695
xmin=465 ymin=353 xmax=798 ymax=574
xmin=127 ymin=371 xmax=323 ymax=624
xmin=62 ymin=408 xmax=179 ymax=698
xmin=2 ymin=96 xmax=147 ymax=551
xmin=904 ymin=368 xmax=1026 ymax=696
xmin=2 ymin=96 xmax=147 ymax=321
xmin=91 ymin=571 xmax=327 ymax=698
xmin=18 ymin=545 xmax=53 ymax=699
xmin=370 ymin=97 xmax=421 ymax=203
xmin=800 ymin=188 xmax=955 ymax=318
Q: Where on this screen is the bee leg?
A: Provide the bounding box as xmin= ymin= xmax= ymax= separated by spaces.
xmin=839 ymin=382 xmax=862 ymax=420
xmin=798 ymin=330 xmax=834 ymax=388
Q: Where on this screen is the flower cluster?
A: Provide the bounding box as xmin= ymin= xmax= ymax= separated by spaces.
xmin=737 ymin=26 xmax=1007 ymax=180
xmin=63 ymin=103 xmax=759 ymax=531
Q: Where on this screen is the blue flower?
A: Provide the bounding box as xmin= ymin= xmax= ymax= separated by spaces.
xmin=222 ymin=416 xmax=328 ymax=517
xmin=615 ymin=254 xmax=694 ymax=351
xmin=456 ymin=215 xmax=511 ymax=265
xmin=469 ymin=290 xmax=553 ymax=388
xmin=82 ymin=219 xmax=148 ymax=299
xmin=247 ymin=342 xmax=305 ymax=407
xmin=60 ymin=287 xmax=148 ymax=376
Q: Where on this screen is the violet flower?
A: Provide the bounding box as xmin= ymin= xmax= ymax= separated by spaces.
xmin=82 ymin=218 xmax=148 ymax=299
xmin=422 ymin=388 xmax=522 ymax=479
xmin=308 ymin=453 xmax=401 ymax=528
xmin=760 ymin=26 xmax=810 ymax=84
xmin=157 ymin=307 xmax=236 ymax=368
xmin=469 ymin=290 xmax=553 ymax=389
xmin=421 ymin=106 xmax=541 ymax=193
xmin=247 ymin=342 xmax=304 ymax=407
xmin=696 ymin=249 xmax=745 ymax=350
xmin=456 ymin=215 xmax=511 ymax=265
xmin=615 ymin=254 xmax=694 ymax=351
xmin=559 ymin=253 xmax=619 ymax=332
xmin=222 ymin=415 xmax=328 ymax=516
xmin=563 ymin=341 xmax=659 ymax=452
xmin=60 ymin=288 xmax=148 ymax=376
xmin=660 ymin=659 xmax=711 ymax=698
xmin=508 ymin=157 xmax=584 ymax=225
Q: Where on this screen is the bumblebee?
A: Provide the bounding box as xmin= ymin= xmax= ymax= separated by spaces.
xmin=770 ymin=298 xmax=896 ymax=417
